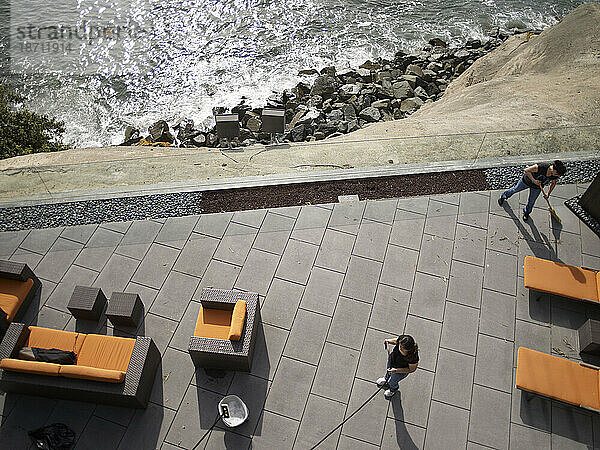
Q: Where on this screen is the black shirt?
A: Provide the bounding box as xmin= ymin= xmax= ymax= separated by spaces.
xmin=389 ymin=335 xmax=419 ymax=368
xmin=522 ymin=162 xmax=559 ymax=189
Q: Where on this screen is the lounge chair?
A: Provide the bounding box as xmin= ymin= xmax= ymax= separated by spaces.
xmin=516 ymin=347 xmax=600 ymax=412
xmin=523 ymin=255 xmax=599 ymax=303
xmin=0 ymin=260 xmax=41 ymax=336
xmin=188 ymin=288 xmax=260 ymax=372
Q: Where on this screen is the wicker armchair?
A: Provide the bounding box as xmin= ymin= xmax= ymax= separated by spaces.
xmin=0 ymin=323 xmax=161 ymax=408
xmin=188 ymin=289 xmax=260 ymax=372
xmin=0 ymin=260 xmax=41 ymax=336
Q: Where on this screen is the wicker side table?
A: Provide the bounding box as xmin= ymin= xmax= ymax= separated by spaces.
xmin=106 ymin=292 xmax=144 ymax=328
xmin=579 ymin=319 xmax=600 ymax=355
xmin=67 ymin=286 xmax=107 ymax=320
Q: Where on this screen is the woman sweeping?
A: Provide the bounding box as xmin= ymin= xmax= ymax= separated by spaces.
xmin=377 ymin=335 xmax=419 ymax=398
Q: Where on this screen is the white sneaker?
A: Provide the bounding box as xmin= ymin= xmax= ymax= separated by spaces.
xmin=384 ymin=389 xmax=396 ymax=398
xmin=376 ymin=377 xmax=387 ymax=387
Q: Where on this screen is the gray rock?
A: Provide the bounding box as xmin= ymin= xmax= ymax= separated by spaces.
xmin=356 ymin=68 xmax=372 ymax=80
xmin=454 ymin=49 xmax=471 ymax=59
xmin=246 ymin=116 xmax=261 ymax=132
xmin=359 ymin=106 xmax=381 ymax=122
xmin=320 ymin=66 xmax=336 ymax=76
xmin=378 ymin=79 xmax=394 ymax=97
xmin=401 ymin=75 xmax=418 ymax=89
xmin=341 ymin=103 xmax=356 ymax=120
xmin=376 ymin=71 xmax=392 ymax=82
xmin=340 ymin=84 xmax=361 ymax=96
xmin=429 ymin=38 xmax=447 ymax=48
xmin=314 ymin=131 xmax=325 ymax=140
xmin=371 ymin=99 xmax=390 ymax=108
xmin=291 ymin=124 xmax=307 ymax=142
xmin=148 ymin=120 xmax=174 ymax=143
xmin=298 ymin=108 xmax=322 ymax=126
xmin=307 ymin=95 xmax=323 ymax=108
xmin=207 ymin=133 xmax=218 ymax=146
xmin=406 ymin=64 xmax=425 ymax=78
xmin=311 ymin=75 xmax=337 ymax=97
xmin=359 ymin=60 xmax=381 ymax=71
xmin=327 ymin=109 xmax=344 ymax=121
xmin=414 ymin=86 xmax=429 ymax=99
xmin=392 ymin=81 xmax=414 ymax=99
xmin=427 ymin=61 xmax=444 ymax=72
xmin=124 ymin=125 xmax=139 ymax=142
xmin=422 ymin=69 xmax=437 ymax=81
xmin=327 ymin=132 xmax=344 ymax=139
xmin=400 ymin=97 xmax=424 ymax=113
xmin=347 ymin=119 xmax=359 ymax=132
xmin=298 ymin=68 xmax=319 ymax=75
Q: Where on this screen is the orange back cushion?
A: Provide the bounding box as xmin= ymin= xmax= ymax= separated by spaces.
xmin=26 ymin=326 xmax=86 ymax=354
xmin=194 ymin=306 xmax=232 ymax=340
xmin=76 ymin=334 xmax=135 ymax=372
xmin=0 ymin=278 xmax=34 ymax=321
xmin=228 ymin=301 xmax=247 ymax=341
xmin=524 ymin=256 xmax=598 ymax=301
xmin=516 ymin=347 xmax=600 ymax=410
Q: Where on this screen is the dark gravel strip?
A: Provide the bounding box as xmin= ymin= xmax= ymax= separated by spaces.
xmin=0 ymin=159 xmax=597 ymax=232
xmin=0 ymin=192 xmax=204 ymax=232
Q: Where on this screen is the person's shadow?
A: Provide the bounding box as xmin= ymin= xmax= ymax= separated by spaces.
xmin=389 ymin=395 xmax=419 ymax=449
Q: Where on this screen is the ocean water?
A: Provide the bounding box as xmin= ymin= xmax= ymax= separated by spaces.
xmin=0 ymin=0 xmax=590 ymax=147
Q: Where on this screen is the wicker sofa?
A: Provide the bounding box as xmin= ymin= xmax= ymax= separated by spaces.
xmin=0 ymin=260 xmax=41 ymax=336
xmin=188 ymin=289 xmax=260 ymax=372
xmin=0 ymin=323 xmax=160 ymax=408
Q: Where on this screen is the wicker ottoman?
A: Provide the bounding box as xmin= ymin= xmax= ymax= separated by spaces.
xmin=67 ymin=286 xmax=107 ymax=321
xmin=106 ymin=292 xmax=144 ymax=328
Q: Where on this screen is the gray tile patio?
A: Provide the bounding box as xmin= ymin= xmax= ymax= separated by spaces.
xmin=0 ymin=181 xmax=599 ymax=449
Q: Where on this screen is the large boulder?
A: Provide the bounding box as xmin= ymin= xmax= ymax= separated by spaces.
xmin=311 ymin=75 xmax=337 ymax=98
xmin=399 ymin=97 xmax=424 ymax=113
xmin=392 ymin=81 xmax=414 ymax=99
xmin=246 ymin=117 xmax=261 ymax=133
xmin=341 ymin=103 xmax=356 ymax=120
xmin=148 ymin=120 xmax=174 ymax=143
xmin=291 ymin=124 xmax=307 ymax=142
xmin=405 ymin=64 xmax=425 ymax=78
xmin=359 ymin=106 xmax=381 ymax=122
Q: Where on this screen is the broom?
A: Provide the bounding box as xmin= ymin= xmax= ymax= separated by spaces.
xmin=540 ymin=185 xmax=562 ymax=224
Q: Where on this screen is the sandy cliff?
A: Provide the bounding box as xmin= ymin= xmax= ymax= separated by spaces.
xmin=340 ymin=2 xmax=600 ymax=140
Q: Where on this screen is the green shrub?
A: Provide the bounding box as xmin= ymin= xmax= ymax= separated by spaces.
xmin=0 ymin=84 xmax=68 ymax=159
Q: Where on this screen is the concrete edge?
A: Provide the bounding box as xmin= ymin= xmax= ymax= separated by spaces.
xmin=1 ymin=149 xmax=598 ymax=208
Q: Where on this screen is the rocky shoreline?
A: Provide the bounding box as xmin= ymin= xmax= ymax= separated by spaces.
xmin=120 ymin=31 xmax=515 ymax=148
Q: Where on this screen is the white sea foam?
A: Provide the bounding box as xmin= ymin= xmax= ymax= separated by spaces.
xmin=4 ymin=0 xmax=582 ymax=147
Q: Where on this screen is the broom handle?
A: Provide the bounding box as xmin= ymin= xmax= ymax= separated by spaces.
xmin=539 ymin=184 xmax=551 ymax=207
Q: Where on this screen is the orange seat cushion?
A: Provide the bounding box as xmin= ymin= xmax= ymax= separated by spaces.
xmin=516 ymin=347 xmax=600 ymax=410
xmin=26 ymin=326 xmax=86 ymax=355
xmin=194 ymin=306 xmax=232 ymax=340
xmin=524 ymin=256 xmax=599 ymax=302
xmin=59 ymin=365 xmax=126 ymax=383
xmin=228 ymin=301 xmax=247 ymax=341
xmin=0 ymin=278 xmax=34 ymax=321
xmin=76 ymin=334 xmax=135 ymax=372
xmin=0 ymin=358 xmax=60 ymax=376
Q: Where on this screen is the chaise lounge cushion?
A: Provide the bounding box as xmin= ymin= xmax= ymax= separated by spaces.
xmin=524 ymin=256 xmax=599 ymax=302
xmin=516 ymin=347 xmax=600 ymax=410
xmin=26 ymin=326 xmax=86 ymax=355
xmin=228 ymin=300 xmax=246 ymax=341
xmin=59 ymin=365 xmax=126 ymax=383
xmin=0 ymin=359 xmax=60 ymax=376
xmin=76 ymin=334 xmax=135 ymax=372
xmin=194 ymin=307 xmax=232 ymax=340
xmin=0 ymin=278 xmax=34 ymax=321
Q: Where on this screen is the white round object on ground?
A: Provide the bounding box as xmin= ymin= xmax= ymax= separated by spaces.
xmin=218 ymin=395 xmax=249 ymax=428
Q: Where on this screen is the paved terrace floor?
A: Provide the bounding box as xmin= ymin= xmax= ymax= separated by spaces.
xmin=0 ymin=182 xmax=599 ymax=449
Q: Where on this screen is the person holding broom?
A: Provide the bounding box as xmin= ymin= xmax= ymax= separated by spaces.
xmin=376 ymin=335 xmax=419 ymax=399
xmin=498 ymin=160 xmax=567 ymax=221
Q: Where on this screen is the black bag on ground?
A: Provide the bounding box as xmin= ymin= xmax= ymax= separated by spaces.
xmin=29 ymin=423 xmax=76 ymax=450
